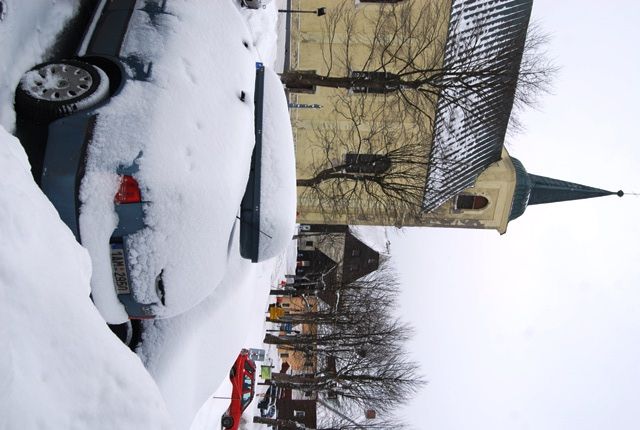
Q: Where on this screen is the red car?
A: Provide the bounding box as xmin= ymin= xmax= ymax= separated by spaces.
xmin=221 ymin=350 xmax=256 ymax=429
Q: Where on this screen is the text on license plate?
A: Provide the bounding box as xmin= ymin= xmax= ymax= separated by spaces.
xmin=110 ymin=247 xmax=130 ymax=294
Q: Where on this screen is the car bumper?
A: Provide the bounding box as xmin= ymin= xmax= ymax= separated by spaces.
xmin=41 ymin=114 xmax=160 ymax=319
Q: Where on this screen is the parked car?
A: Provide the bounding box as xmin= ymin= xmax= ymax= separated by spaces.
xmin=258 ymin=385 xmax=280 ymax=418
xmin=13 ymin=0 xmax=296 ymax=336
xmin=222 ymin=349 xmax=256 ymax=429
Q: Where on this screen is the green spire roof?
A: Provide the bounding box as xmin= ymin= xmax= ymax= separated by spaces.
xmin=509 ymin=158 xmax=623 ymax=221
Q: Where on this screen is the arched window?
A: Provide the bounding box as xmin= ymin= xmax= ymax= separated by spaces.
xmin=455 ymin=195 xmax=489 ymax=210
xmin=344 ymin=153 xmax=391 ymax=174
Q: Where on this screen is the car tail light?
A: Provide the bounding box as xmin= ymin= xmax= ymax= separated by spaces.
xmin=115 ymin=175 xmax=141 ymax=204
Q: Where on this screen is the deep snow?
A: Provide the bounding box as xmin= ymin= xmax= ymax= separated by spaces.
xmin=80 ymin=0 xmax=270 ymax=322
xmin=1 ymin=0 xmax=297 ymax=429
xmin=0 ymin=125 xmax=173 ymax=429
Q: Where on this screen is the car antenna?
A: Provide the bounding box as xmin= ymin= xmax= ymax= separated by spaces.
xmin=236 ymin=216 xmax=273 ymax=239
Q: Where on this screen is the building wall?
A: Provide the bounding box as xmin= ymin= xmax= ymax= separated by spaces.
xmin=276 ymin=398 xmax=317 ymax=429
xmin=408 ymin=148 xmax=517 ymax=233
xmin=275 ymin=296 xmax=318 ymax=373
xmin=289 ymin=1 xmax=522 ymax=233
xmin=290 ymin=0 xmax=453 ymax=226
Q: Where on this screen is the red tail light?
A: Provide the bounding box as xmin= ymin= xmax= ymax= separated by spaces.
xmin=115 ymin=175 xmax=141 ymax=204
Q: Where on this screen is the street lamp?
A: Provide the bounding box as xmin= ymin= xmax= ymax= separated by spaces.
xmin=278 ymin=7 xmax=326 ymax=16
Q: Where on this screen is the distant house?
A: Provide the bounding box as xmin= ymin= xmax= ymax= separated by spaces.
xmin=296 ymin=225 xmax=380 ymax=288
xmin=275 ymin=226 xmax=380 ymax=369
xmin=276 ymin=395 xmax=317 ymax=430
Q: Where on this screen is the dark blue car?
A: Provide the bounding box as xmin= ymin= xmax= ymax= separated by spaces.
xmin=14 ymin=0 xmax=266 ymax=333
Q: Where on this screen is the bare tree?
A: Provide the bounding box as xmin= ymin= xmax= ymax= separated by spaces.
xmin=283 ymin=0 xmax=552 ymax=121
xmin=297 ymin=92 xmax=432 ymax=221
xmin=291 ymin=0 xmax=554 ymax=220
xmin=263 ymin=259 xmax=424 ymax=413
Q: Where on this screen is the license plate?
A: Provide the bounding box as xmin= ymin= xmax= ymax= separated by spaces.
xmin=110 ymin=245 xmax=130 ymax=294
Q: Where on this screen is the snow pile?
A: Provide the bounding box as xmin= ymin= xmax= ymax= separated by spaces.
xmin=1 ymin=1 xmax=295 ymax=428
xmin=257 ymin=66 xmax=297 ymax=261
xmin=0 ymin=0 xmax=79 ymax=130
xmin=79 ymin=1 xmax=261 ymax=321
xmin=237 ymin=1 xmax=280 ymax=67
xmin=138 ymin=242 xmax=275 ymax=429
xmin=0 ymin=126 xmax=172 ymax=430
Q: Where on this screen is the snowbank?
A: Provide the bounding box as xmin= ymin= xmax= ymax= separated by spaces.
xmin=0 ymin=126 xmax=172 ymax=430
xmin=138 ymin=236 xmax=272 ymax=430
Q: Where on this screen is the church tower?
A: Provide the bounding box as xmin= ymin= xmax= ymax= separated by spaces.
xmin=507 ymin=157 xmax=624 ymax=222
xmin=414 ymin=150 xmax=624 ymax=234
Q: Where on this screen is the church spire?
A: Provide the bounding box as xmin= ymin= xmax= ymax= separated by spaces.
xmin=508 ymin=157 xmax=623 ymax=221
xmin=527 ymin=174 xmax=623 ymax=205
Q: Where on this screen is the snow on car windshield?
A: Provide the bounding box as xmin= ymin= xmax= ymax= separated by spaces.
xmin=258 ymin=66 xmax=296 ymax=261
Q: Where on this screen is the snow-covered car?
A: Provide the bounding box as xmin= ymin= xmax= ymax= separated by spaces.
xmin=257 ymin=385 xmax=279 ymax=418
xmin=222 ymin=349 xmax=256 ymax=429
xmin=13 ymin=1 xmax=296 ymax=326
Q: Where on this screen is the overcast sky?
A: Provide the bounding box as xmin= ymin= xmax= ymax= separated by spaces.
xmin=392 ymin=1 xmax=640 ymax=429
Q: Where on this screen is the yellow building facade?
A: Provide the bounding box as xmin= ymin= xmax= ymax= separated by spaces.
xmin=288 ymin=0 xmax=619 ymax=233
xmin=289 ymin=0 xmax=454 ymax=226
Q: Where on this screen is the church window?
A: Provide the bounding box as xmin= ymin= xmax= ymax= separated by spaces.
xmin=349 ymin=70 xmax=399 ymax=93
xmin=455 ymin=195 xmax=489 ymax=210
xmin=285 ymin=70 xmax=317 ymax=94
xmin=344 ymin=153 xmax=391 ymax=175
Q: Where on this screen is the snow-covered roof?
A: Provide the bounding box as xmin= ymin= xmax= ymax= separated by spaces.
xmin=422 ymin=0 xmax=533 ymax=211
xmin=348 ymin=225 xmax=390 ymax=255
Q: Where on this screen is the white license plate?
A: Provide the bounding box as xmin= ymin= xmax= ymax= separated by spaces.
xmin=110 ymin=247 xmax=130 ymax=294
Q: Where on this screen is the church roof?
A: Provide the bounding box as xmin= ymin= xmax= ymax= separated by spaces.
xmin=422 ymin=0 xmax=533 ymax=212
xmin=509 ymin=157 xmax=623 ymax=221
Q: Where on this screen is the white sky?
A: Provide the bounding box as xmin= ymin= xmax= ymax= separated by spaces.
xmin=393 ymin=1 xmax=640 ymax=429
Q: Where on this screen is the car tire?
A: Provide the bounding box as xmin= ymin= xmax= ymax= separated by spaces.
xmin=108 ymin=320 xmax=143 ymax=350
xmin=15 ymin=59 xmax=109 ymax=121
xmin=221 ymin=416 xmax=234 ymax=428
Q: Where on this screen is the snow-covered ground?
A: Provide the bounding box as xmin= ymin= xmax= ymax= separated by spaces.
xmin=1 ymin=1 xmax=296 ymax=429
xmin=0 ymin=123 xmax=173 ymax=429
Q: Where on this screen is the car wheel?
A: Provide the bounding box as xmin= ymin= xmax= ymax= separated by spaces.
xmin=108 ymin=320 xmax=143 ymax=350
xmin=15 ymin=59 xmax=109 ymax=121
xmin=221 ymin=416 xmax=234 ymax=428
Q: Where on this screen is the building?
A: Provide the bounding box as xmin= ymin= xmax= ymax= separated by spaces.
xmin=286 ymin=0 xmax=622 ymax=232
xmin=296 ymin=224 xmax=380 ymax=287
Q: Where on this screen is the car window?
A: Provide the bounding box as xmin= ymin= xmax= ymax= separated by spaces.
xmin=243 ymin=375 xmax=252 ymax=391
xmin=242 ymin=391 xmax=252 ymax=408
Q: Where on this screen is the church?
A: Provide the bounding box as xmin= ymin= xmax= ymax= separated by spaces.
xmin=287 ymin=0 xmax=622 ymax=232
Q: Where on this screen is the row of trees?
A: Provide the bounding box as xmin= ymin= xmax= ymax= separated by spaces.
xmin=261 ymin=255 xmax=423 ymax=429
